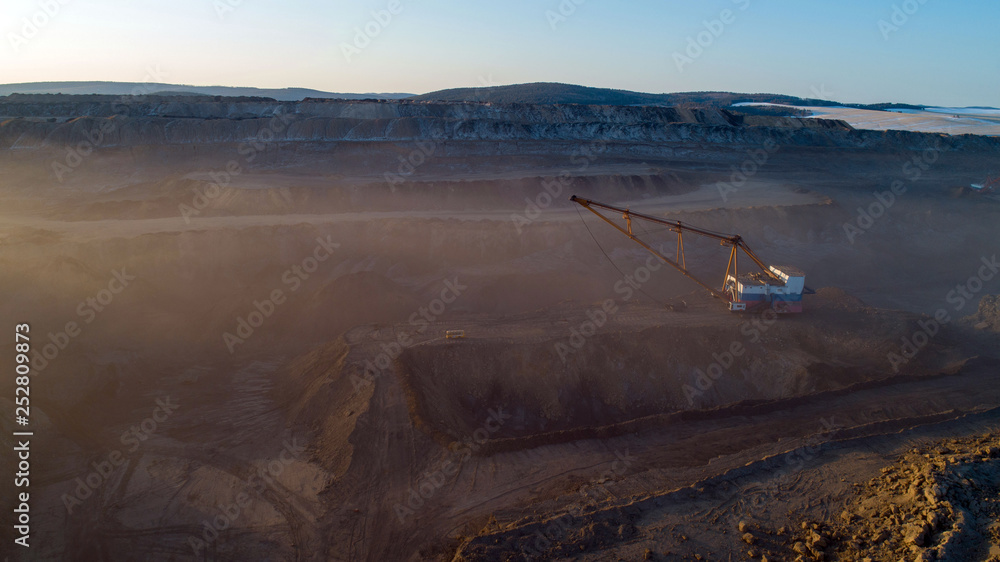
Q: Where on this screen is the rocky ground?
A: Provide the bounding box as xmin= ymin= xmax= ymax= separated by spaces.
xmin=748 ymin=432 xmax=1000 ymax=562
xmin=970 ymin=295 xmax=1000 ymax=332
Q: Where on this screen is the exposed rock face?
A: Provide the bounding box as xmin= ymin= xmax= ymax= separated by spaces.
xmin=2 ymin=96 xmax=995 ymax=152
xmin=786 ymin=434 xmax=1000 ymax=562
xmin=969 ymin=295 xmax=1000 ymax=331
xmin=0 ymin=94 xmax=803 ymax=123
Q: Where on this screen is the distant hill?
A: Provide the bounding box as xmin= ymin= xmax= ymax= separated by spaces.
xmin=410 ymin=82 xmax=929 ymax=111
xmin=1 ymin=81 xmax=963 ymax=112
xmin=412 ymin=83 xmax=679 ymax=105
xmin=0 ymin=82 xmax=413 ymax=101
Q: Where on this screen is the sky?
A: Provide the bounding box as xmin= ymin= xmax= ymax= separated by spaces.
xmin=2 ymin=0 xmax=998 ymax=107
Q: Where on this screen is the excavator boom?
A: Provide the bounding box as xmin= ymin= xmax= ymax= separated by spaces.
xmin=570 ymin=195 xmax=805 ymax=313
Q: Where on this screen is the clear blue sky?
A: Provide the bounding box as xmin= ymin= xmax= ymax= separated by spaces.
xmin=2 ymin=0 xmax=997 ymax=106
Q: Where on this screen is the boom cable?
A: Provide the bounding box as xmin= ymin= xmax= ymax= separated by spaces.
xmin=574 ymin=204 xmax=669 ymax=307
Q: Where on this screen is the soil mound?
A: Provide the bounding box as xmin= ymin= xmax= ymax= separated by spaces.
xmin=784 ymin=433 xmax=1000 ymax=562
xmin=969 ymin=294 xmax=1000 ymax=332
xmin=393 ymin=292 xmax=946 ymax=452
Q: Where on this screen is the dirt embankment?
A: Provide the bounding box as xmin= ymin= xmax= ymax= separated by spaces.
xmin=774 ymin=433 xmax=1000 ymax=562
xmin=392 ymin=289 xmax=960 ymax=454
xmin=40 ymin=172 xmax=698 ymax=221
xmin=450 ymin=355 xmax=1000 ymax=562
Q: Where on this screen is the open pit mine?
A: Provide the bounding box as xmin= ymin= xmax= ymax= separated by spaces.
xmin=1 ymin=94 xmax=1000 ymax=561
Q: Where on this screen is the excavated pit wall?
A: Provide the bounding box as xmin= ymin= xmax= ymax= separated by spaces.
xmin=394 ymin=294 xmax=939 ymax=450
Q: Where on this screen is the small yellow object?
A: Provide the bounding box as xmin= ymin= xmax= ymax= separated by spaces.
xmin=445 ymin=330 xmax=465 ymax=339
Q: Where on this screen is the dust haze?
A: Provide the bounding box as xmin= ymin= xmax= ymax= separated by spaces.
xmin=2 ymin=93 xmax=1000 ymax=562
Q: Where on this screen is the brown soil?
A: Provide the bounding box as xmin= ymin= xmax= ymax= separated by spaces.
xmin=2 ymin=98 xmax=1000 ymax=561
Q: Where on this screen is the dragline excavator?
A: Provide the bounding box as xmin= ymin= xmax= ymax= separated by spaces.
xmin=570 ymin=195 xmax=806 ymax=313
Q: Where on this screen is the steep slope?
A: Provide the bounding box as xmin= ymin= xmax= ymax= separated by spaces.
xmin=9 ymin=96 xmax=1000 ymax=154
